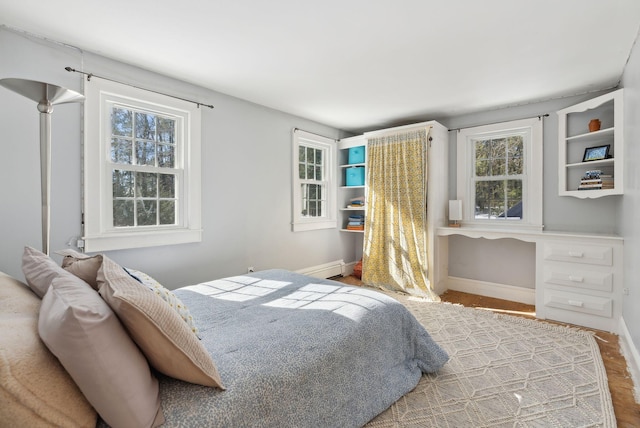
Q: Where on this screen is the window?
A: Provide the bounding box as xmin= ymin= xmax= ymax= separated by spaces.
xmin=291 ymin=130 xmax=336 ymax=232
xmin=456 ymin=117 xmax=542 ymax=231
xmin=83 ymin=78 xmax=202 ymax=251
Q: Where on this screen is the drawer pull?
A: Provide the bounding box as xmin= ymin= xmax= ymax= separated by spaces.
xmin=569 ymin=276 xmax=584 ymax=283
xmin=568 ymin=300 xmax=584 ymax=307
xmin=568 ymin=251 xmax=584 ymax=258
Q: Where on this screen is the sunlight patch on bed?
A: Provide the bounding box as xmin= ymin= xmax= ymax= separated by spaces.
xmin=181 ymin=276 xmax=291 ymax=302
xmin=263 ymin=283 xmax=391 ymax=321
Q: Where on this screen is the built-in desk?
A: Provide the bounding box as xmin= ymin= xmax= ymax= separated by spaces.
xmin=436 ymin=227 xmax=623 ymax=333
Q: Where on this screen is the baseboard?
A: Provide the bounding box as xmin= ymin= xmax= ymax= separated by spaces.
xmin=446 ymin=276 xmax=536 ymax=305
xmin=296 ymin=259 xmax=345 ymax=279
xmin=618 ymin=316 xmax=640 ymax=403
xmin=340 ymin=261 xmax=357 ymax=276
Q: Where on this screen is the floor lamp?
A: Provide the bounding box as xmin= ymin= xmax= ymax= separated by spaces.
xmin=0 ymin=78 xmax=85 ymax=255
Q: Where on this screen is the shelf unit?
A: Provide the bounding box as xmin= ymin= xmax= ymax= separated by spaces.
xmin=557 ymin=89 xmax=624 ymax=198
xmin=337 ymin=135 xmax=366 ymax=234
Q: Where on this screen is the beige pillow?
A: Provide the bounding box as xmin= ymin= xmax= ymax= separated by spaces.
xmin=97 ymin=256 xmax=225 ymax=389
xmin=21 ymin=246 xmax=65 ymax=298
xmin=0 ymin=271 xmax=96 ymax=428
xmin=59 ymin=252 xmax=102 ymax=290
xmin=38 ymin=270 xmax=164 ymax=428
xmin=125 ymin=267 xmax=200 ymax=337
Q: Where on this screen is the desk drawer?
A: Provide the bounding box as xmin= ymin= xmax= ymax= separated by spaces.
xmin=543 ymin=265 xmax=613 ymax=292
xmin=543 ymin=289 xmax=612 ymax=318
xmin=543 ymin=243 xmax=612 ymax=266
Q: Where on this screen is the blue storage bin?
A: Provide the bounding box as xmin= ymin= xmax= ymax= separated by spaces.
xmin=348 ymin=146 xmax=365 ymax=164
xmin=346 ymin=167 xmax=365 ymax=186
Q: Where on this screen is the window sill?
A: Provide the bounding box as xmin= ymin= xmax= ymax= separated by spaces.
xmin=83 ymin=228 xmax=203 ymax=252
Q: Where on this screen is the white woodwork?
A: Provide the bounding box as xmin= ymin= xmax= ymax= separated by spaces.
xmin=557 ymin=89 xmax=624 ymax=198
xmin=436 ymin=227 xmax=623 ymax=333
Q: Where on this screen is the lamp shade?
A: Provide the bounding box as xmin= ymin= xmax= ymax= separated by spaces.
xmin=449 ymin=200 xmax=463 ymax=221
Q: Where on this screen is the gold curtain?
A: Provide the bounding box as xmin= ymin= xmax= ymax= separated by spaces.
xmin=361 ymin=127 xmax=439 ymax=300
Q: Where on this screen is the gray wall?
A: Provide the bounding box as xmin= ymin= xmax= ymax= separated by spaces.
xmin=621 ymin=31 xmax=640 ymax=355
xmin=436 ymin=90 xmax=620 ymax=287
xmin=0 ymin=28 xmax=354 ymax=288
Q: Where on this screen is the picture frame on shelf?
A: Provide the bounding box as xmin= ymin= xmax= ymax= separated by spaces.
xmin=582 ymin=144 xmax=610 ymax=162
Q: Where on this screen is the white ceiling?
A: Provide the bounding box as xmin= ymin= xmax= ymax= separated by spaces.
xmin=2 ymin=0 xmax=640 ymax=133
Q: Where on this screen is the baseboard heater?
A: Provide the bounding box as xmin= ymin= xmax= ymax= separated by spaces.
xmin=296 ymin=260 xmax=348 ymax=279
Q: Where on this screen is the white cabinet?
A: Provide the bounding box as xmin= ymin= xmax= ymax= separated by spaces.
xmin=337 ymin=135 xmax=366 ymax=234
xmin=536 ymin=235 xmax=623 ymax=332
xmin=556 ymin=89 xmax=624 ymax=198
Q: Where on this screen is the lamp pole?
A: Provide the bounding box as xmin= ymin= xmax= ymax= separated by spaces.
xmin=0 ymin=78 xmax=85 ymax=254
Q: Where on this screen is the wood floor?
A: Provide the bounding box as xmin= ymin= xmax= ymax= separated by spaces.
xmin=335 ymin=275 xmax=640 ymax=427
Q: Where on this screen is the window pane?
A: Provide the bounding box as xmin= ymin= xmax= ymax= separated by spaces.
xmin=112 ymin=107 xmax=132 ymax=137
xmin=491 ymin=138 xmax=506 ymax=159
xmin=136 ymin=141 xmax=156 ymax=166
xmin=113 ymin=200 xmax=134 ymax=227
xmin=158 ymin=144 xmax=175 ymax=168
xmin=135 ymin=112 xmax=156 ymax=139
xmin=137 ymin=200 xmax=157 ymax=226
xmin=309 ymin=201 xmax=317 ymax=216
xmin=506 ymin=179 xmax=523 ymax=219
xmin=476 ymin=160 xmax=489 ymax=177
xmin=299 ymin=146 xmax=305 ymax=162
xmin=159 ymin=200 xmax=175 ymax=224
xmin=298 ymin=163 xmax=306 ymax=179
xmin=300 ymin=184 xmax=308 ymax=216
xmin=157 ymin=117 xmax=175 ymax=143
xmin=508 ymin=136 xmax=524 ymax=174
xmin=475 ymin=180 xmax=505 ymax=219
xmin=111 ymin=138 xmax=132 ymax=164
xmin=113 ymin=170 xmax=134 ymax=197
xmin=475 ymin=140 xmax=490 ymax=161
xmin=307 ymin=147 xmax=314 ymax=163
xmin=315 ymin=148 xmax=322 ymax=164
xmin=136 ymin=172 xmax=157 ymax=197
xmin=159 ymin=174 xmax=175 ymax=198
xmin=315 ymin=166 xmax=322 ymax=180
xmin=306 ymin=165 xmax=314 ymax=179
xmin=492 ymin=158 xmax=506 ymax=176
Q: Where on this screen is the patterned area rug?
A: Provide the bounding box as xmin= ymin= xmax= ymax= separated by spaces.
xmin=366 ymin=296 xmax=616 ymax=427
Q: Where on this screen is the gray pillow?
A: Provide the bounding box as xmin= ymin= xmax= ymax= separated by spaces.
xmin=21 ymin=246 xmax=64 ymax=298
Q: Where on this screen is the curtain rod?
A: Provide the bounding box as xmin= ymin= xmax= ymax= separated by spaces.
xmin=64 ymin=66 xmax=214 ymax=109
xmin=448 ymin=114 xmax=548 ymax=132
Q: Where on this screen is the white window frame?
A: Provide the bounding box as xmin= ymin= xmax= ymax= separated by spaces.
xmin=291 ymin=130 xmax=337 ymax=232
xmin=456 ymin=117 xmax=543 ymax=232
xmin=83 ymin=78 xmax=202 ymax=251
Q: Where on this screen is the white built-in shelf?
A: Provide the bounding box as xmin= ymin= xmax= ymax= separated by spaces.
xmin=338 ymin=135 xmax=367 ymax=235
xmin=557 ymin=89 xmax=624 ymax=198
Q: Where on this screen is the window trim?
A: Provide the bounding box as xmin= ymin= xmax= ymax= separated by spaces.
xmin=291 ymin=129 xmax=337 ymax=232
xmin=83 ymin=78 xmax=202 ymax=251
xmin=456 ymin=117 xmax=543 ymax=232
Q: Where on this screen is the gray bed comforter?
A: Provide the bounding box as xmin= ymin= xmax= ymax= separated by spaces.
xmin=156 ymin=269 xmax=448 ymax=427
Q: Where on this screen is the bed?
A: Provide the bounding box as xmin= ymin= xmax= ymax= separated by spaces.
xmin=1 ymin=247 xmax=449 ymax=428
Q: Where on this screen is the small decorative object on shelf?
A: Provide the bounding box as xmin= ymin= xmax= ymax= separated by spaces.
xmin=588 ymin=118 xmax=601 ymax=132
xmin=448 ymin=200 xmax=463 ymax=227
xmin=346 ymin=214 xmax=365 ymax=231
xmin=578 ymin=170 xmax=614 ymax=191
xmin=347 ymin=196 xmax=365 ymax=208
xmin=582 ymin=144 xmax=610 ymax=162
xmin=345 ymin=166 xmax=365 ymax=186
xmin=348 ymin=146 xmax=365 ymax=164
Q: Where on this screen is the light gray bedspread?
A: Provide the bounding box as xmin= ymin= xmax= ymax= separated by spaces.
xmin=152 ymin=269 xmax=448 ymax=427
